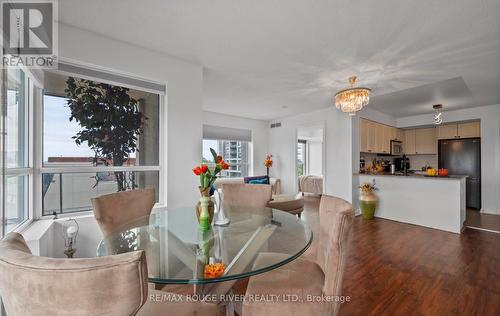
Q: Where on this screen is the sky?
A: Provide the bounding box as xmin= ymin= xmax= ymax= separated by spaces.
xmin=43 ymin=95 xmax=95 ymax=161
xmin=202 ymin=139 xmax=217 ymax=162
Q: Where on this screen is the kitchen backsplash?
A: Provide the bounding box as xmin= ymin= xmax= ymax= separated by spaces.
xmin=359 ymin=153 xmax=437 ymax=170
xmin=407 ymin=154 xmax=437 ymax=170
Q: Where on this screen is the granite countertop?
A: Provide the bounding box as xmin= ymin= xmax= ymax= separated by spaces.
xmin=354 ymin=172 xmax=468 ymax=180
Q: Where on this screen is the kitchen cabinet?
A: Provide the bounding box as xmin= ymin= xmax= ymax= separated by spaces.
xmin=458 ymin=122 xmax=480 ymax=138
xmin=437 ymin=124 xmax=458 ymax=139
xmin=359 ymin=118 xmax=408 ymax=154
xmin=367 ymin=120 xmax=377 ymax=153
xmin=360 ymin=118 xmax=396 ymax=153
xmin=360 ymin=118 xmax=368 ymax=152
xmin=415 ymin=128 xmax=436 ymax=154
xmin=437 ymin=121 xmax=480 ymax=139
xmin=396 ymin=128 xmax=405 ymax=142
xmin=404 ymin=129 xmax=416 ymax=154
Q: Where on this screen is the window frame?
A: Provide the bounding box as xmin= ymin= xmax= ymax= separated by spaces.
xmin=37 ymin=69 xmax=165 ymax=219
xmin=1 ymin=68 xmax=34 ymax=237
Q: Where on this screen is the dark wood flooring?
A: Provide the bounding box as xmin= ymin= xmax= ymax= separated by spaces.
xmin=230 ymin=196 xmax=500 ymax=315
xmin=465 ymin=209 xmax=500 ymax=233
xmin=340 ymin=209 xmax=500 ymax=315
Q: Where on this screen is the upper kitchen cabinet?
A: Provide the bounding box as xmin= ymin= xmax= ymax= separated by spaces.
xmin=437 ymin=121 xmax=480 ymax=139
xmin=458 ymin=122 xmax=480 ymax=138
xmin=360 ymin=118 xmax=377 ymax=153
xmin=437 ymin=124 xmax=458 ymax=139
xmin=396 ymin=128 xmax=405 ymax=142
xmin=404 ymin=129 xmax=416 ymax=154
xmin=359 ymin=118 xmax=401 ymax=154
xmin=415 ymin=128 xmax=436 ymax=154
xmin=360 ymin=117 xmax=368 ymax=152
xmin=404 ymin=127 xmax=437 ymax=154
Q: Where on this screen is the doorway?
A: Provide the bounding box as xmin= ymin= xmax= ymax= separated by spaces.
xmin=296 ymin=126 xmax=325 ymax=195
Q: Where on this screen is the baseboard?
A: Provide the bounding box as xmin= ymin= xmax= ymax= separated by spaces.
xmin=480 ymin=208 xmax=500 ymax=215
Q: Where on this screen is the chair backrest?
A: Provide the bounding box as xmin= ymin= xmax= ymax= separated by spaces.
xmin=92 ymin=188 xmax=156 ymax=237
xmin=222 ymin=183 xmax=272 ymax=208
xmin=0 ymin=233 xmax=148 ymax=316
xmin=316 ymin=195 xmax=354 ymax=305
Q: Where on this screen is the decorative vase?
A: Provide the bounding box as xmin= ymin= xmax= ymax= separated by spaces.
xmin=360 ymin=190 xmax=377 ymax=220
xmin=196 ymin=187 xmax=215 ymax=226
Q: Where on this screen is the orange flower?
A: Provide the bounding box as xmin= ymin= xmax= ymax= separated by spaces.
xmin=216 ymin=155 xmax=223 ymax=163
xmin=192 ymin=166 xmax=202 ymax=175
xmin=221 ymin=161 xmax=229 ymax=170
xmin=264 ymin=154 xmax=273 ymax=168
xmin=204 ymin=262 xmax=226 ymax=279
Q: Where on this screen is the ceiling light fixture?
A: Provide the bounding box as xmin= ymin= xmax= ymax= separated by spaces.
xmin=334 ymin=76 xmax=371 ymax=116
xmin=433 ymin=104 xmax=443 ymax=125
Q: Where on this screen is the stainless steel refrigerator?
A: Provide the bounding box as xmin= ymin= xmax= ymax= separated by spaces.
xmin=438 ymin=138 xmax=481 ymax=209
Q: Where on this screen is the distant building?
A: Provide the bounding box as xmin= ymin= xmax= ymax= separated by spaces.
xmin=217 ymin=141 xmax=248 ymax=178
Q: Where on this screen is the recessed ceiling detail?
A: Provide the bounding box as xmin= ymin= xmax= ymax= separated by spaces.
xmin=59 ymin=0 xmax=500 ymax=119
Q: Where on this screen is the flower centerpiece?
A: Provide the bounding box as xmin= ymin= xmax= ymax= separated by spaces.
xmin=264 ymin=154 xmax=273 ymax=179
xmin=359 ymin=180 xmax=378 ymax=220
xmin=192 ymin=148 xmax=229 ymax=230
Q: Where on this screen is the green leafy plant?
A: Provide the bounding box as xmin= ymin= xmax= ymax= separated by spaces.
xmin=65 ymin=77 xmax=147 ymax=191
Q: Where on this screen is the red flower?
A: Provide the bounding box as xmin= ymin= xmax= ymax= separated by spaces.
xmin=200 ymin=164 xmax=208 ymax=173
xmin=216 ymin=155 xmax=223 ymax=163
xmin=221 ymin=161 xmax=229 ymax=170
xmin=192 ymin=166 xmax=202 ymax=175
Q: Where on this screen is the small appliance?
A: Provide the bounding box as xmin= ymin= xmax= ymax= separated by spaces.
xmin=390 ymin=140 xmax=403 ymax=155
xmin=394 ymin=157 xmax=410 ymax=172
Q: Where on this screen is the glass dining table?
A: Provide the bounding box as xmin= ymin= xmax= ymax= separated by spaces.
xmin=96 ymin=205 xmax=312 ymax=288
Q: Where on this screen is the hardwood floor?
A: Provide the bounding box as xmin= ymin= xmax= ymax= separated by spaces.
xmin=465 ymin=208 xmax=500 ymax=233
xmin=233 ymin=196 xmax=500 ymax=315
xmin=299 ymin=196 xmax=500 ymax=315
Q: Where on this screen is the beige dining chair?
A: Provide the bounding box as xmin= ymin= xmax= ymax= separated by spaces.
xmin=92 ymin=187 xmax=156 ymax=237
xmin=0 ymin=232 xmax=217 ymax=316
xmin=242 ymin=194 xmax=355 ymax=316
xmin=222 ymin=183 xmax=272 ymax=208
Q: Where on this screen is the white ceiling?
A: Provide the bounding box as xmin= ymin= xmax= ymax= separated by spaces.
xmin=59 ymin=0 xmax=500 ymax=120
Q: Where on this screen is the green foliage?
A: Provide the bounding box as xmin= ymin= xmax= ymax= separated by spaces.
xmin=65 ymin=77 xmax=147 ymax=191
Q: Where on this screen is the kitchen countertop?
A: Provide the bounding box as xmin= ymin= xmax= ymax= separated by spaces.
xmin=354 ymin=172 xmax=468 ymax=180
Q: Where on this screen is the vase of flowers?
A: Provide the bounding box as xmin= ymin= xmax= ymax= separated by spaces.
xmin=264 ymin=154 xmax=273 ymax=180
xmin=359 ymin=180 xmax=378 ymax=220
xmin=193 ymin=148 xmax=229 ymax=229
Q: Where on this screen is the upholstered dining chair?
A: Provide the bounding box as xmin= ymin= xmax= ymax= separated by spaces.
xmin=0 ymin=232 xmax=217 ymax=316
xmin=242 ymin=194 xmax=355 ymax=316
xmin=92 ymin=187 xmax=156 ymax=237
xmin=222 ymin=183 xmax=272 ymax=208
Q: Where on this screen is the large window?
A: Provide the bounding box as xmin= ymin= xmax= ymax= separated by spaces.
xmin=41 ymin=72 xmax=161 ymax=215
xmin=202 ymin=139 xmax=250 ymax=178
xmin=1 ymin=68 xmax=32 ymax=236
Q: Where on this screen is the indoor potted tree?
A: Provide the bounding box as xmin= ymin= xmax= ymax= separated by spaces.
xmin=65 ymin=77 xmax=147 ymax=192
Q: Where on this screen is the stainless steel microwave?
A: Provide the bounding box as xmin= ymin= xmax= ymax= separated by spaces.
xmin=390 ymin=140 xmax=403 ymax=155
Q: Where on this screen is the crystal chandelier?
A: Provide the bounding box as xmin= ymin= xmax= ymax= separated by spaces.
xmin=334 ymin=76 xmax=371 ymax=116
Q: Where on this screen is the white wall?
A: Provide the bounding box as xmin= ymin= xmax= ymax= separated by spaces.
xmin=269 ymin=107 xmax=352 ymax=202
xmin=59 ymin=23 xmax=203 ymax=209
xmin=308 ymin=141 xmax=323 ymax=176
xmin=202 ymin=111 xmax=269 ymax=176
xmin=396 ymin=104 xmax=500 ymax=215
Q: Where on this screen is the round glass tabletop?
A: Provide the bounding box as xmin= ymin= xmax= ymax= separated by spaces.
xmin=97 ymin=205 xmax=312 ymax=285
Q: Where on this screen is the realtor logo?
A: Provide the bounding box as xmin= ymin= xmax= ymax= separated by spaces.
xmin=1 ymin=0 xmax=58 ymax=68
